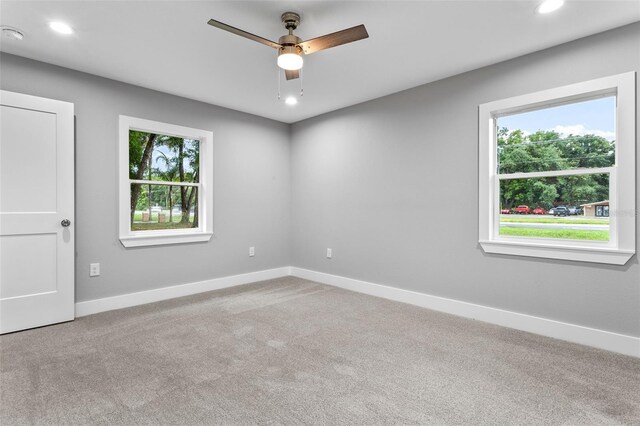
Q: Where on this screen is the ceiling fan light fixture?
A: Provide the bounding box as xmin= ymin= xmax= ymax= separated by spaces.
xmin=277 ymin=46 xmax=303 ymax=71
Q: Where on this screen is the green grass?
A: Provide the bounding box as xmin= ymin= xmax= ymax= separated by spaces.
xmin=131 ymin=211 xmax=196 ymax=231
xmin=500 ymin=216 xmax=608 ymax=225
xmin=132 ymin=222 xmax=196 ymax=231
xmin=499 ymin=227 xmax=609 ymax=241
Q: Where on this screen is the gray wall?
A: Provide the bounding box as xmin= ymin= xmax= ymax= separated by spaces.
xmin=0 ymin=53 xmax=292 ymax=303
xmin=2 ymin=23 xmax=638 ymax=337
xmin=290 ymin=23 xmax=640 ymax=337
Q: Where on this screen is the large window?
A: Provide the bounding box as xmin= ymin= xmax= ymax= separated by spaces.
xmin=479 ymin=73 xmax=635 ymax=265
xmin=119 ymin=116 xmax=213 ymax=247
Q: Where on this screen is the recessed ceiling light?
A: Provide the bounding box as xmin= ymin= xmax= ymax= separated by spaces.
xmin=49 ymin=21 xmax=73 ymax=35
xmin=285 ymin=97 xmax=298 ymax=106
xmin=536 ymin=0 xmax=565 ymax=14
xmin=1 ymin=26 xmax=24 ymax=40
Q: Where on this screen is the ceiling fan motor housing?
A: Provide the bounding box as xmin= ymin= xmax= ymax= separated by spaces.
xmin=279 ymin=12 xmax=303 ymax=59
xmin=278 ymin=34 xmax=302 ymax=49
xmin=281 ymin=12 xmax=301 ymax=31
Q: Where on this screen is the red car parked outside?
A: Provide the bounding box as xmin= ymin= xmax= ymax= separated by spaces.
xmin=533 ymin=207 xmax=546 ymax=215
xmin=514 ymin=205 xmax=531 ymax=214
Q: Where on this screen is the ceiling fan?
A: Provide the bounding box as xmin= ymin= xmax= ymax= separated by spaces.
xmin=207 ymin=12 xmax=369 ymax=80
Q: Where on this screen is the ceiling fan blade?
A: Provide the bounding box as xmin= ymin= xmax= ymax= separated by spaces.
xmin=299 ymin=24 xmax=369 ymax=55
xmin=207 ymin=19 xmax=281 ymax=49
xmin=285 ymin=69 xmax=300 ymax=80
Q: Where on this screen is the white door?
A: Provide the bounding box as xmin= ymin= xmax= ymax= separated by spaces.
xmin=0 ymin=90 xmax=75 ymax=334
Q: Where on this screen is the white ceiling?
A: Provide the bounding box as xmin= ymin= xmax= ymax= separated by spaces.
xmin=1 ymin=1 xmax=638 ymax=123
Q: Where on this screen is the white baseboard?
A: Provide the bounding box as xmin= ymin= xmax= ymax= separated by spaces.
xmin=75 ymin=267 xmax=291 ymax=317
xmin=290 ymin=267 xmax=640 ymax=358
xmin=74 ymin=265 xmax=639 ymax=358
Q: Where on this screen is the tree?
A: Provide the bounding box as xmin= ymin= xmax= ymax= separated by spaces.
xmin=154 ymin=151 xmax=179 ymax=223
xmin=129 ymin=131 xmax=200 ymax=228
xmin=160 ymin=136 xmax=200 ymax=228
xmin=155 ymin=136 xmax=199 ymax=228
xmin=129 ymin=131 xmax=158 ymax=222
xmin=497 ymin=128 xmax=612 ymax=209
xmin=557 ymin=134 xmax=614 ymax=169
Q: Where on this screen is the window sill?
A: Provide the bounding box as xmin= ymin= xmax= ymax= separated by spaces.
xmin=479 ymin=240 xmax=634 ymax=265
xmin=120 ymin=232 xmax=213 ymax=248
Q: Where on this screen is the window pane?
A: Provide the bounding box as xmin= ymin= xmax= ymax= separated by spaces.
xmin=499 ymin=174 xmax=609 ymax=241
xmin=129 ymin=130 xmax=199 ymax=183
xmin=131 ymin=184 xmax=199 ymax=231
xmin=497 ymin=97 xmax=615 ymax=174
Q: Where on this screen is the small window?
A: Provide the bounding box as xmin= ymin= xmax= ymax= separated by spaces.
xmin=479 ymin=73 xmax=635 ymax=265
xmin=119 ymin=116 xmax=213 ymax=247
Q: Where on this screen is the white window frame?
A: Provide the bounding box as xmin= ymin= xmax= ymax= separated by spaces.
xmin=479 ymin=72 xmax=635 ymax=265
xmin=119 ymin=116 xmax=213 ymax=247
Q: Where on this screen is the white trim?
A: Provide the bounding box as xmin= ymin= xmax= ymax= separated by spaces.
xmin=118 ymin=115 xmax=214 ymax=247
xmin=478 ymin=72 xmax=636 ymax=264
xmin=486 ymin=78 xmax=619 ymax=117
xmin=479 ymin=240 xmax=633 ymax=265
xmin=290 ymin=267 xmax=640 ymax=358
xmin=73 ymin=266 xmax=639 ymax=357
xmin=614 ymin=72 xmax=636 ymax=254
xmin=119 ymin=232 xmax=213 ymax=248
xmin=129 ymin=179 xmax=199 ymax=187
xmin=75 ymin=267 xmax=290 ymax=317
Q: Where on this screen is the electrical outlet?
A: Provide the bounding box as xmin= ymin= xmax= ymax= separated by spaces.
xmin=249 ymin=246 xmax=255 ymax=257
xmin=326 ymin=248 xmax=332 ymax=259
xmin=89 ymin=263 xmax=100 ymax=277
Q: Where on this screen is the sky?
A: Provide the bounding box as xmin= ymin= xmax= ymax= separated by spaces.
xmin=151 ymin=140 xmax=198 ymax=175
xmin=498 ymin=96 xmax=616 ymax=141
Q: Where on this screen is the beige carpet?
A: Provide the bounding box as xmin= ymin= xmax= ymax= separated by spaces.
xmin=1 ymin=276 xmax=639 ymax=425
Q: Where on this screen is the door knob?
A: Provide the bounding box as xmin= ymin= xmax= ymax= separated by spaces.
xmin=61 ymin=219 xmax=71 ymax=227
